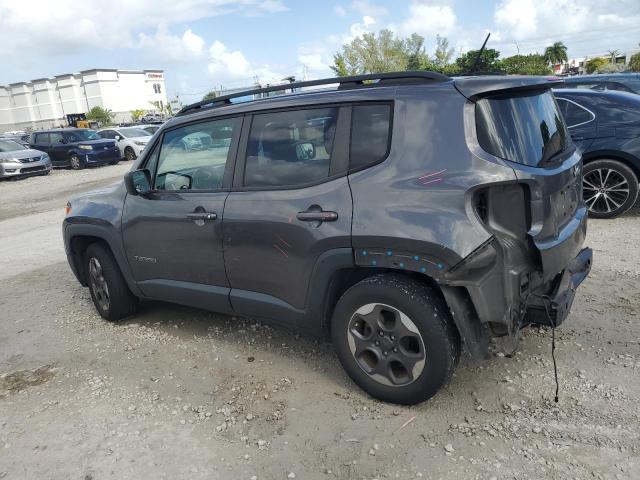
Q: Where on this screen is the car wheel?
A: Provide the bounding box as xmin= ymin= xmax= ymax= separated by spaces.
xmin=85 ymin=243 xmax=138 ymax=321
xmin=69 ymin=154 xmax=83 ymax=170
xmin=583 ymin=159 xmax=639 ymax=219
xmin=109 ymin=158 xmax=120 ymax=166
xmin=331 ymin=274 xmax=459 ymax=405
xmin=125 ymin=147 xmax=137 ymax=161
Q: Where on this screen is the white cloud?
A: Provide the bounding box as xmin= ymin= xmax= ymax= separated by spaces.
xmin=350 ymin=0 xmax=387 ymax=17
xmin=390 ymin=2 xmax=457 ymax=37
xmin=333 ymin=5 xmax=347 ymax=16
xmin=137 ymin=27 xmax=206 ymax=62
xmin=207 ymin=40 xmax=283 ymax=85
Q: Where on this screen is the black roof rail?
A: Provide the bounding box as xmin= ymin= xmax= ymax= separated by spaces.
xmin=176 ymin=71 xmax=451 ymax=117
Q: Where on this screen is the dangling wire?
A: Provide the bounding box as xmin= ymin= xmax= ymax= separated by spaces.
xmin=531 ymin=293 xmax=560 ymax=403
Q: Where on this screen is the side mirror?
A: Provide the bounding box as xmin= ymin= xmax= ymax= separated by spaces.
xmin=295 ymin=142 xmax=315 ymax=161
xmin=125 ymin=169 xmax=151 ymax=196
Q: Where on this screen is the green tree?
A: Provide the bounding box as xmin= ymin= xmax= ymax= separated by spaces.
xmin=202 ymin=90 xmax=218 ymax=101
xmin=130 ymin=109 xmax=145 ymax=122
xmin=433 ymin=35 xmax=454 ymax=68
xmin=607 ymin=49 xmax=620 ymax=63
xmin=544 ymin=42 xmax=568 ymax=65
xmin=86 ymin=106 xmax=114 ymax=126
xmin=405 ymin=33 xmax=431 ymax=70
xmin=499 ymin=54 xmax=552 ymax=75
xmin=585 ymin=57 xmax=608 ymax=74
xmin=629 ymin=52 xmax=640 ymax=72
xmin=454 ymin=48 xmax=502 ymax=73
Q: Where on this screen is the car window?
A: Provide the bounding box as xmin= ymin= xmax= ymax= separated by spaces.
xmin=154 ymin=117 xmax=239 ymax=191
xmin=50 ymin=132 xmax=64 ymax=144
xmin=350 ymin=104 xmax=392 ymax=171
xmin=121 ymin=128 xmax=149 ymax=138
xmin=557 ymin=99 xmax=594 ymax=128
xmin=244 ymin=107 xmax=338 ymax=188
xmin=34 ymin=133 xmax=49 ymax=144
xmin=100 ymin=130 xmax=115 ymax=139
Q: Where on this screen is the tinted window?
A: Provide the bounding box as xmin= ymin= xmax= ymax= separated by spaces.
xmin=50 ymin=132 xmax=64 ymax=144
xmin=557 ymin=99 xmax=594 ymax=127
xmin=244 ymin=108 xmax=337 ymax=187
xmin=65 ymin=130 xmax=100 ymax=142
xmin=100 ymin=130 xmax=115 ymax=139
xmin=34 ymin=133 xmax=49 ymax=144
xmin=350 ymin=104 xmax=391 ymax=171
xmin=476 ymin=90 xmax=569 ymax=167
xmin=154 ymin=117 xmax=238 ymax=191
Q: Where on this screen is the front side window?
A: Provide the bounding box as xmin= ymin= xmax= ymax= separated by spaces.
xmin=475 ymin=89 xmax=569 ymax=167
xmin=154 ymin=117 xmax=239 ymax=191
xmin=65 ymin=130 xmax=100 ymax=142
xmin=244 ymin=107 xmax=337 ymax=188
xmin=350 ymin=104 xmax=391 ymax=171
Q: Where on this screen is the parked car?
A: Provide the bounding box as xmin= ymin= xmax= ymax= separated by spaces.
xmin=554 ymin=88 xmax=640 ymax=218
xmin=141 ymin=113 xmax=164 ymax=123
xmin=0 ymin=139 xmax=51 ymax=179
xmin=98 ymin=126 xmax=152 ymax=161
xmin=140 ymin=124 xmax=161 ymax=136
xmin=29 ymin=129 xmax=120 ymax=170
xmin=561 ymin=73 xmax=640 ymax=95
xmin=63 ymin=72 xmax=592 ymax=405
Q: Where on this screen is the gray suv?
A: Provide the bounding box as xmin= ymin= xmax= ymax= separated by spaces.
xmin=63 ymin=72 xmax=592 ymax=404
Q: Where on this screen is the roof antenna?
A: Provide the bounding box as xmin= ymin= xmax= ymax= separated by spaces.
xmin=470 ymin=32 xmax=491 ymax=74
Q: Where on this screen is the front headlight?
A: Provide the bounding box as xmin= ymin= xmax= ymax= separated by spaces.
xmin=0 ymin=157 xmax=20 ymax=164
xmin=79 ymin=145 xmax=93 ymax=150
xmin=41 ymin=153 xmax=50 ymax=161
xmin=134 ymin=141 xmax=147 ymax=146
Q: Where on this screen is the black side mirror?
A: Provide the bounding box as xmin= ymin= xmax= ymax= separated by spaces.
xmin=125 ymin=169 xmax=152 ymax=196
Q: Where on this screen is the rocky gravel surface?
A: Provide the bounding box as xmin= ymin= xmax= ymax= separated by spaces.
xmin=0 ymin=169 xmax=638 ymax=479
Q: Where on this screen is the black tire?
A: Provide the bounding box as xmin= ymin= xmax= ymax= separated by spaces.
xmin=583 ymin=159 xmax=638 ymax=219
xmin=109 ymin=158 xmax=120 ymax=166
xmin=84 ymin=243 xmax=138 ymax=321
xmin=331 ymin=274 xmax=459 ymax=405
xmin=69 ymin=154 xmax=84 ymax=170
xmin=124 ymin=147 xmax=137 ymax=161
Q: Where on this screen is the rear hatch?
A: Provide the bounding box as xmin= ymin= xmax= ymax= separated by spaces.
xmin=459 ymin=77 xmax=587 ymax=280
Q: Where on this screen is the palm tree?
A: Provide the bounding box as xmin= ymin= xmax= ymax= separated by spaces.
xmin=607 ymin=49 xmax=620 ymax=63
xmin=544 ymin=42 xmax=568 ymax=65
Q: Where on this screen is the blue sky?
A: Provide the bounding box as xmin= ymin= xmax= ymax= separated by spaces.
xmin=1 ymin=0 xmax=639 ymax=104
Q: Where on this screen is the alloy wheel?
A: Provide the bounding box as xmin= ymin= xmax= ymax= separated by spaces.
xmin=583 ymin=167 xmax=629 ymax=215
xmin=125 ymin=148 xmax=136 ymax=161
xmin=88 ymin=257 xmax=110 ymax=311
xmin=347 ymin=303 xmax=426 ymax=387
xmin=70 ymin=155 xmax=81 ymax=170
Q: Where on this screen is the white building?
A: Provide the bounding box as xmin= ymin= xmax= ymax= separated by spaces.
xmin=0 ymin=69 xmax=168 ymax=132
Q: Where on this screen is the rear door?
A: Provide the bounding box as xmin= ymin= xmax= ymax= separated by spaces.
xmin=122 ymin=116 xmax=242 ymax=312
xmin=48 ymin=131 xmax=68 ymax=164
xmin=31 ymin=133 xmax=53 ymax=159
xmin=223 ymin=105 xmax=352 ymax=312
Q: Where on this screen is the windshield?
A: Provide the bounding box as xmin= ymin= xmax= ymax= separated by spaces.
xmin=475 ymin=89 xmax=569 ymax=167
xmin=0 ymin=139 xmax=26 ymax=152
xmin=120 ymin=128 xmax=150 ymax=138
xmin=64 ymin=130 xmax=101 ymax=142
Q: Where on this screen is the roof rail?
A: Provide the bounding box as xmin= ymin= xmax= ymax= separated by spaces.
xmin=176 ymin=71 xmax=450 ymax=116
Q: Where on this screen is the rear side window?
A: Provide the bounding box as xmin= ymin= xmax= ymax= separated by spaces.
xmin=475 ymin=90 xmax=569 ymax=167
xmin=350 ymin=104 xmax=391 ymax=171
xmin=34 ymin=133 xmax=49 ymax=144
xmin=557 ymin=99 xmax=594 ymax=128
xmin=244 ymin=107 xmax=337 ymax=188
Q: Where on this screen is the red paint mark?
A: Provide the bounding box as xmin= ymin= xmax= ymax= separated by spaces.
xmin=273 ymin=244 xmax=289 ymax=258
xmin=418 ymin=169 xmax=447 ymax=180
xmin=421 ymin=177 xmax=444 ymax=186
xmin=276 ymin=234 xmax=292 ymax=248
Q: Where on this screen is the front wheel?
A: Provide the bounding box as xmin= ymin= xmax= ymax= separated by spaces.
xmin=583 ymin=159 xmax=639 ymax=219
xmin=69 ymin=154 xmax=84 ymax=170
xmin=331 ymin=274 xmax=459 ymax=405
xmin=124 ymin=147 xmax=137 ymax=161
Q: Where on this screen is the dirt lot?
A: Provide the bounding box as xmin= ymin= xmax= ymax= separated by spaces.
xmin=0 ymin=167 xmax=638 ymax=480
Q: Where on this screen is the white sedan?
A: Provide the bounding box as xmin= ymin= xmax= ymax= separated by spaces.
xmin=98 ymin=127 xmax=152 ymax=161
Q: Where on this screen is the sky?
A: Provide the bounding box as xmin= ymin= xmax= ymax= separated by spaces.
xmin=1 ymin=0 xmax=639 ymax=104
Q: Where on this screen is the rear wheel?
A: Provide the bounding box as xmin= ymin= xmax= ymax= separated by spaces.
xmin=69 ymin=154 xmax=83 ymax=170
xmin=331 ymin=274 xmax=459 ymax=405
xmin=85 ymin=243 xmax=138 ymax=321
xmin=583 ymin=159 xmax=638 ymax=219
xmin=124 ymin=147 xmax=137 ymax=161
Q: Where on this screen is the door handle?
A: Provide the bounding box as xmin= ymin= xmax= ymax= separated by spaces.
xmin=296 ymin=210 xmax=338 ymax=222
xmin=185 ymin=212 xmax=217 ymax=221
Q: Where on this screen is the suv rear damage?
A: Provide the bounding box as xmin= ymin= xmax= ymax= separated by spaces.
xmin=63 ymin=72 xmax=592 ymax=405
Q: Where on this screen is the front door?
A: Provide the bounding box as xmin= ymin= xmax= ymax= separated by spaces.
xmin=122 ymin=116 xmax=242 ymax=313
xmin=223 ymin=106 xmax=353 ymax=312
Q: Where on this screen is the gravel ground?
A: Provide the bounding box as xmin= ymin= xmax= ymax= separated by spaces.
xmin=0 ymin=168 xmax=638 ymax=480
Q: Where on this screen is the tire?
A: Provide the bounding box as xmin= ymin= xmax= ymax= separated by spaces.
xmin=84 ymin=243 xmax=138 ymax=321
xmin=124 ymin=147 xmax=137 ymax=161
xmin=331 ymin=274 xmax=459 ymax=405
xmin=109 ymin=158 xmax=120 ymax=166
xmin=69 ymin=154 xmax=84 ymax=170
xmin=583 ymin=159 xmax=639 ymax=219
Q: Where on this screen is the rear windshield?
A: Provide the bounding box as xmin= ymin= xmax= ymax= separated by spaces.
xmin=475 ymin=89 xmax=569 ymax=167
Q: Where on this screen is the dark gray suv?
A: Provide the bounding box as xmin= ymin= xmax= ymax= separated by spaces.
xmin=63 ymin=72 xmax=592 ymax=404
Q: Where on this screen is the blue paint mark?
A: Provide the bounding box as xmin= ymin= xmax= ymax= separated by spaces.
xmin=386 ymin=250 xmax=393 ymax=256
xmin=420 ymin=267 xmax=426 ymax=273
xmin=437 ymin=263 xmax=444 ymax=270
xmin=362 ymin=250 xmax=368 ymax=256
xmin=413 ymin=255 xmax=419 ymax=261
xmin=371 ymin=260 xmax=377 ymax=266
xmin=399 ymin=262 xmax=405 ymax=269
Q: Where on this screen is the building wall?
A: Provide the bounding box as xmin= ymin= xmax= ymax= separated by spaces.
xmin=0 ymin=69 xmax=168 ymax=132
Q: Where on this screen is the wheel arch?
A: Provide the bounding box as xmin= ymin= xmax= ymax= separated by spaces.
xmin=582 ymin=150 xmax=640 ymax=178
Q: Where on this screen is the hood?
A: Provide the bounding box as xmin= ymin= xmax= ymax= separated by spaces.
xmin=0 ymin=148 xmax=46 ymax=160
xmin=129 ymin=136 xmax=152 ymax=143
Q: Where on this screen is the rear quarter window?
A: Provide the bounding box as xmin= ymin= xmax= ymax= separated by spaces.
xmin=349 ymin=104 xmax=392 ymax=171
xmin=475 ymin=90 xmax=569 ymax=167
